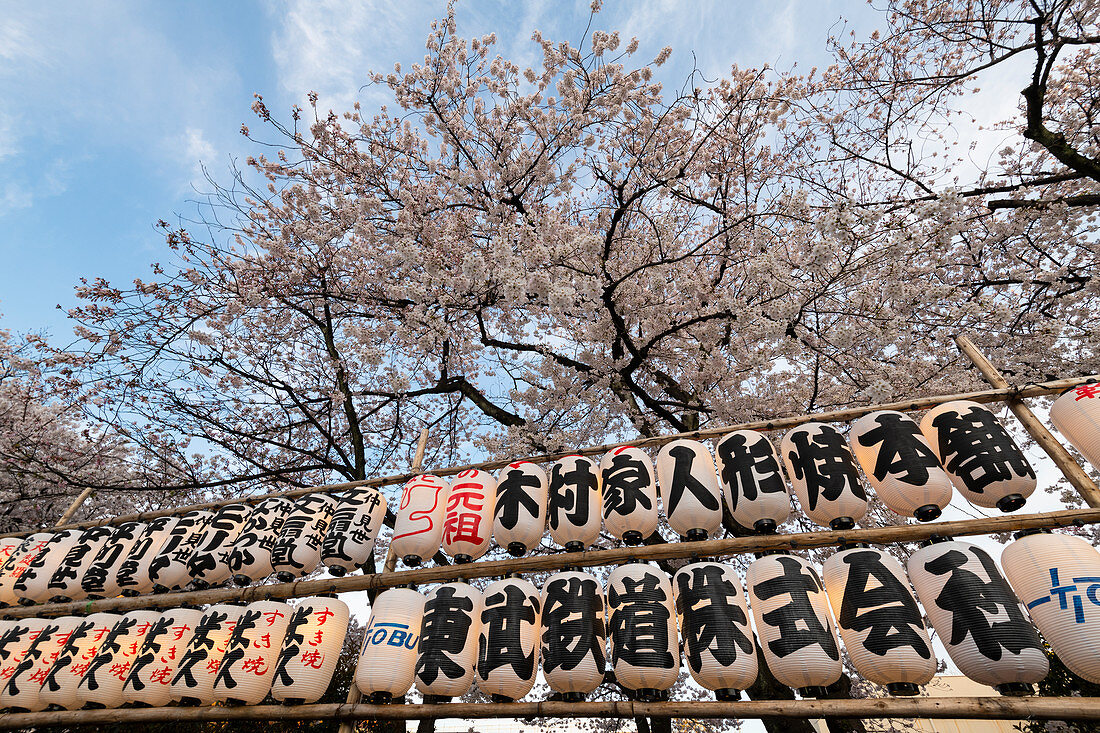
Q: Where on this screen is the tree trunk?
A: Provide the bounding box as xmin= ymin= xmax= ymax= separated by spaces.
xmin=820 ymin=674 xmax=868 ymax=733
xmin=744 ymin=636 xmax=817 ymax=733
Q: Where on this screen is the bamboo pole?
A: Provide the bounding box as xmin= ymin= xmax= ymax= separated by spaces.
xmin=7 ymin=505 xmax=1100 ymax=619
xmin=5 ymin=373 xmax=1097 ymax=540
xmin=54 ymin=486 xmax=96 ymax=527
xmin=954 ymin=335 xmax=1100 ymax=508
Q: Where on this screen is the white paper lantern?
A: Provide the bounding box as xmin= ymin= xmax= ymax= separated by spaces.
xmin=822 ymin=547 xmax=936 ymax=694
xmin=747 ymin=553 xmax=842 ymax=696
xmin=540 ymin=570 xmax=607 ymax=700
xmin=656 ymin=440 xmax=724 ymax=541
xmin=170 ymin=603 xmax=244 ymax=705
xmin=116 ymin=516 xmax=178 ymax=597
xmin=149 ymin=509 xmax=215 ymax=592
xmin=1002 ymin=531 xmax=1100 ymax=684
xmin=0 ymin=616 xmax=60 ymax=711
xmin=122 ymin=607 xmax=205 ymax=707
xmin=82 ymin=522 xmax=146 ymax=599
xmin=271 ymin=494 xmax=337 ymax=582
xmin=270 ymin=596 xmax=350 ymax=704
xmin=920 ymin=400 xmax=1036 ymax=512
xmin=0 ymin=533 xmax=54 ymax=608
xmin=673 ymin=562 xmax=758 ymax=699
xmin=714 ymin=430 xmax=790 ymax=534
xmin=606 ymin=564 xmax=680 ymax=699
xmin=355 ymin=588 xmax=425 ymax=702
xmin=415 ymin=582 xmax=482 ymax=699
xmin=781 ymin=423 xmax=868 ymax=530
xmin=14 ymin=529 xmax=82 ymax=605
xmin=493 ymin=461 xmax=548 ymax=557
xmin=227 ymin=497 xmax=295 ymax=586
xmin=76 ymin=610 xmax=162 ymax=709
xmin=908 ymin=539 xmax=1047 ymax=693
xmin=442 ymin=469 xmax=497 ymax=563
xmin=0 ymin=538 xmax=21 ymax=570
xmin=391 ymin=474 xmax=450 ymax=567
xmin=548 ymin=456 xmax=603 ymax=552
xmin=1050 ymin=383 xmax=1100 ymax=471
xmin=321 ymin=489 xmax=387 ymax=575
xmin=38 ymin=613 xmax=120 ymax=711
xmin=477 ymin=577 xmax=541 ymax=701
xmin=599 ymin=447 xmax=659 ymax=545
xmin=188 ymin=504 xmax=251 ymax=588
xmin=46 ymin=526 xmax=115 ymax=603
xmin=213 ymin=600 xmax=292 ymax=705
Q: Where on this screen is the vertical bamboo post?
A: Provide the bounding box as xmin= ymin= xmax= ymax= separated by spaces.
xmin=337 ymin=427 xmax=431 ymax=733
xmin=55 ymin=486 xmax=96 ymax=527
xmin=954 ymin=334 xmax=1100 ymax=508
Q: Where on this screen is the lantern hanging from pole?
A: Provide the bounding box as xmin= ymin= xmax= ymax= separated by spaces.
xmin=849 ymin=410 xmax=954 ymax=521
xmin=187 ymin=503 xmax=252 ymax=588
xmin=122 ymin=607 xmax=205 ymax=707
xmin=540 ymin=570 xmax=607 ymax=701
xmin=415 ymin=582 xmax=482 ymax=700
xmin=272 ymin=494 xmax=338 ymax=582
xmin=149 ymin=509 xmax=215 ymax=593
xmin=1001 ymin=531 xmax=1100 ymax=684
xmin=270 ymin=596 xmax=350 ymax=704
xmin=822 ymin=547 xmax=936 ymax=695
xmin=600 ymin=447 xmax=659 ymax=545
xmin=656 ymin=439 xmax=724 ymax=541
xmin=1050 ymin=382 xmax=1100 ymax=471
xmin=908 ymin=539 xmax=1047 ymax=694
xmin=38 ymin=612 xmax=120 ymax=711
xmin=0 ymin=617 xmax=53 ymax=711
xmin=780 ymin=423 xmax=868 ymax=530
xmin=548 ymin=455 xmax=603 ymax=552
xmin=321 ymin=488 xmax=387 ymax=576
xmin=442 ymin=469 xmax=497 ymax=563
xmin=76 ymin=610 xmax=162 ymax=709
xmin=391 ymin=474 xmax=450 ymax=567
xmin=493 ymin=461 xmax=548 ymax=557
xmin=228 ymin=496 xmax=295 ymax=586
xmin=170 ymin=603 xmax=244 ymax=706
xmin=0 ymin=533 xmax=54 ymax=608
xmin=0 ymin=615 xmax=80 ymax=712
xmin=47 ymin=526 xmax=114 ymax=603
xmin=607 ymin=564 xmax=680 ymax=700
xmin=746 ymin=553 xmax=842 ymax=697
xmin=81 ymin=522 xmax=147 ymax=600
xmin=714 ymin=430 xmax=790 ymax=534
xmin=116 ymin=516 xmax=178 ymax=597
xmin=14 ymin=529 xmax=82 ymax=605
xmin=476 ymin=577 xmax=541 ymax=702
xmin=355 ymin=587 xmax=425 ymax=703
xmin=213 ymin=600 xmax=292 ymax=705
xmin=673 ymin=561 xmax=758 ymax=699
xmin=919 ymin=400 xmax=1036 ymax=512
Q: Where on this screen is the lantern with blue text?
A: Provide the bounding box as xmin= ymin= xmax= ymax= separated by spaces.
xmin=116 ymin=516 xmax=178 ymax=597
xmin=1050 ymin=383 xmax=1100 ymax=472
xmin=656 ymin=439 xmax=724 ymax=541
xmin=213 ymin=600 xmax=292 ymax=705
xmin=0 ymin=617 xmax=54 ymax=711
xmin=919 ymin=400 xmax=1036 ymax=512
xmin=82 ymin=522 xmax=146 ymax=599
xmin=123 ymin=607 xmax=204 ymax=707
xmin=1 ymin=615 xmax=80 ymax=712
xmin=14 ymin=529 xmax=82 ymax=605
xmin=38 ymin=613 xmax=120 ymax=710
xmin=540 ymin=570 xmax=606 ymax=700
xmin=714 ymin=430 xmax=790 ymax=534
xmin=355 ymin=588 xmax=425 ymax=702
xmin=270 ymin=596 xmax=349 ymax=704
xmin=272 ymin=494 xmax=338 ymax=582
xmin=747 ymin=553 xmax=841 ymax=697
xmin=188 ymin=504 xmax=251 ymax=588
xmin=1002 ymin=531 xmax=1100 ymax=684
xmin=0 ymin=533 xmax=53 ymax=607
xmin=908 ymin=540 xmax=1047 ymax=694
xmin=493 ymin=461 xmax=548 ymax=557
xmin=47 ymin=526 xmax=114 ymax=603
xmin=600 ymin=447 xmax=659 ymax=545
xmin=476 ymin=577 xmax=541 ymax=702
xmin=322 ymin=488 xmax=386 ymax=575
xmin=781 ymin=423 xmax=868 ymax=530
xmin=442 ymin=470 xmax=497 ymax=563
xmin=673 ymin=562 xmax=758 ymax=699
xmin=391 ymin=474 xmax=450 ymax=567
xmin=76 ymin=610 xmax=162 ymax=709
xmin=149 ymin=509 xmax=214 ymax=592
xmin=607 ymin=564 xmax=679 ymax=700
xmin=228 ymin=497 xmax=294 ymax=586
xmin=823 ymin=547 xmax=936 ymax=695
xmin=170 ymin=603 xmax=243 ymax=705
xmin=549 ymin=456 xmax=603 ymax=552
xmin=415 ymin=582 xmax=482 ymax=700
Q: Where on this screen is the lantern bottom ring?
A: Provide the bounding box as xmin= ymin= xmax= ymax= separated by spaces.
xmin=367 ymin=692 xmax=394 ymax=704
xmin=914 ymin=504 xmax=942 ymax=522
xmin=715 ymin=688 xmax=742 ymax=701
xmin=327 ymin=566 xmax=347 ymax=577
xmin=685 ymin=529 xmax=708 ymax=542
xmin=564 ymin=541 xmax=585 ymax=553
xmin=997 ymin=494 xmax=1026 ymax=513
xmin=887 ymin=682 xmax=920 ymax=696
xmin=622 ymin=531 xmax=644 ymax=545
xmin=176 ymin=697 xmax=202 ymax=707
xmin=453 ymin=554 xmax=474 ymax=564
xmin=632 ymin=688 xmax=668 ymax=702
xmin=275 ymin=572 xmax=298 ymax=582
xmin=402 ymin=555 xmax=422 ymax=567
xmin=233 ymin=575 xmax=252 ymax=587
xmin=753 ymin=519 xmax=778 ymax=534
xmin=490 ymin=694 xmax=515 ymax=703
xmin=797 ymin=686 xmax=829 ymax=699
xmin=422 ymin=695 xmax=450 ymax=705
xmin=506 ymin=542 xmax=527 ymax=557
xmin=560 ymin=692 xmax=587 ymax=702
xmin=995 ymin=683 xmax=1034 ymax=697
xmin=829 ymin=517 xmax=856 ymax=531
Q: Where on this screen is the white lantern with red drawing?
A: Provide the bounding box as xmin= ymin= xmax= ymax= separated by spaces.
xmin=414 ymin=582 xmax=482 ymax=700
xmin=607 ymin=564 xmax=680 ymax=700
xmin=600 ymin=447 xmax=659 ymax=545
xmin=476 ymin=577 xmax=542 ymax=701
xmin=0 ymin=533 xmax=54 ymax=608
xmin=115 ymin=516 xmax=178 ymax=597
xmin=493 ymin=462 xmax=549 ymax=557
xmin=548 ymin=456 xmax=603 ymax=552
xmin=780 ymin=423 xmax=868 ymax=530
xmin=540 ymin=570 xmax=607 ymax=700
xmin=38 ymin=612 xmax=120 ymax=710
xmin=76 ymin=610 xmax=162 ymax=709
xmin=149 ymin=509 xmax=215 ymax=593
xmin=656 ymin=439 xmax=724 ymax=541
xmin=213 ymin=600 xmax=292 ymax=705
xmin=355 ymin=588 xmax=425 ymax=702
xmin=441 ymin=469 xmax=497 ymax=563
xmin=1050 ymin=382 xmax=1100 ymax=472
xmin=187 ymin=504 xmax=251 ymax=588
xmin=82 ymin=522 xmax=147 ymax=599
xmin=272 ymin=494 xmax=338 ymax=582
xmin=122 ymin=607 xmax=205 ymax=707
xmin=391 ymin=475 xmax=450 ymax=567
xmin=270 ymin=596 xmax=350 ymax=704
xmin=714 ymin=430 xmax=790 ymax=534
xmin=321 ymin=489 xmax=387 ymax=575
xmin=14 ymin=529 xmax=82 ymax=605
xmin=170 ymin=604 xmax=244 ymax=705
xmin=0 ymin=616 xmax=69 ymax=711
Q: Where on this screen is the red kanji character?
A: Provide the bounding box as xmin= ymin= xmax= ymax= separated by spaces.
xmin=263 ymin=610 xmax=285 ymax=626
xmin=171 ymin=624 xmax=190 ymax=641
xmin=135 ymin=622 xmax=153 ymax=636
xmin=314 ymin=608 xmax=335 ymax=626
xmin=150 ymin=667 xmax=172 ymax=685
xmin=29 ymin=668 xmax=49 ymax=684
xmin=69 ymin=662 xmax=90 ymax=677
xmin=0 ymin=666 xmax=14 ymax=680
xmin=1076 ymin=384 xmax=1100 ymax=401
xmin=93 ymin=627 xmax=111 ymax=641
xmin=127 ymin=641 xmax=140 ymax=656
xmin=253 ymin=633 xmax=271 ymax=649
xmin=205 ymin=658 xmax=221 ymax=673
xmin=109 ymin=661 xmax=131 ymax=681
xmin=161 ymin=646 xmax=177 ymax=662
xmin=241 ymin=656 xmax=268 ymax=676
xmin=309 ymin=630 xmax=324 ymax=647
xmin=443 ymin=511 xmax=484 ymax=545
xmin=82 ymin=646 xmax=98 ymax=660
xmin=299 ymin=650 xmax=325 ymax=669
xmin=56 ymin=632 xmax=73 ymax=646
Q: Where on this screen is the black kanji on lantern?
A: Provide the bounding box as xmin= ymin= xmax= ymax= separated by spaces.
xmin=214 ymin=609 xmax=261 ymax=691
xmin=930 ymin=407 xmax=1035 ymax=494
xmin=49 ymin=528 xmax=111 ymax=591
xmin=675 ymin=565 xmax=753 ymax=670
xmin=717 ymin=433 xmax=785 ymax=508
xmin=171 ymin=610 xmax=229 ymax=689
xmin=478 ymin=583 xmax=539 ymax=680
xmin=665 ymin=445 xmax=722 ymax=513
xmin=549 ymin=460 xmax=597 ymax=531
xmin=415 ymin=586 xmax=475 ymax=686
xmin=272 ymin=605 xmax=312 ymax=688
xmin=43 ymin=619 xmax=94 ymax=693
xmin=602 ymin=452 xmax=654 ymax=517
xmin=81 ymin=616 xmax=134 ymax=692
xmin=495 ymin=467 xmax=543 ymax=531
xmin=125 ymin=615 xmax=173 ymax=692
xmin=5 ymin=621 xmax=58 ymax=698
xmin=837 ymin=550 xmax=931 ymax=658
xmin=786 ymin=427 xmax=865 ymax=511
xmin=542 ymin=576 xmax=605 ymax=673
xmin=857 ymin=413 xmax=941 ymax=485
xmin=753 ymin=556 xmax=840 ymax=660
xmin=608 ymin=573 xmax=676 ymax=670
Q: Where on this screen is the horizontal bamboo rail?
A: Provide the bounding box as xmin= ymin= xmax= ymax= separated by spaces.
xmin=2 ymin=697 xmax=1099 ymax=728
xmin=6 ymin=373 xmax=1096 ymax=540
xmin=7 ymin=506 xmax=1099 ymax=619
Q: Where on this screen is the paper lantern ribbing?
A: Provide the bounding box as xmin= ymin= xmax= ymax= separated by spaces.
xmin=170 ymin=603 xmax=244 ymax=705
xmin=14 ymin=529 xmax=82 ymax=605
xmin=548 ymin=456 xmax=603 ymax=552
xmin=270 ymin=596 xmax=350 ymax=704
xmin=272 ymin=494 xmax=338 ymax=582
xmin=673 ymin=562 xmax=758 ymax=699
xmin=849 ymin=410 xmax=953 ymax=521
xmin=355 ymin=588 xmax=425 ymax=702
xmin=493 ymin=461 xmax=548 ymax=557
xmin=116 ymin=516 xmax=178 ymax=597
xmin=228 ymin=497 xmax=295 ymax=586
xmin=0 ymin=533 xmax=53 ymax=608
xmin=919 ymin=400 xmax=1036 ymax=512
xmin=149 ymin=509 xmax=215 ymax=592
xmin=540 ymin=570 xmax=607 ymax=700
xmin=82 ymin=522 xmax=146 ymax=599
xmin=76 ymin=610 xmax=162 ymax=709
xmin=188 ymin=503 xmax=251 ymax=588
xmin=0 ymin=617 xmax=53 ymax=711
xmin=1002 ymin=531 xmax=1100 ymax=684
xmin=213 ymin=600 xmax=292 ymax=705
xmin=908 ymin=540 xmax=1047 ymax=694
xmin=600 ymin=447 xmax=659 ymax=545
xmin=47 ymin=526 xmax=114 ymax=603
xmin=0 ymin=616 xmax=80 ymax=712
xmin=1050 ymin=383 xmax=1100 ymax=472
xmin=123 ymin=608 xmax=205 ymax=707
xmin=39 ymin=613 xmax=120 ymax=710
xmin=655 ymin=440 xmax=724 ymax=541
xmin=714 ymin=430 xmax=790 ymax=533
xmin=822 ymin=547 xmax=936 ymax=694
xmin=476 ymin=577 xmax=541 ymax=701
xmin=0 ymin=538 xmax=20 ymax=569
xmin=781 ymin=423 xmax=868 ymax=530
xmin=442 ymin=469 xmax=497 ymax=563
xmin=392 ymin=474 xmax=450 ymax=567
xmin=747 ymin=553 xmax=841 ymax=696
xmin=321 ymin=488 xmax=386 ymax=575
xmin=415 ymin=582 xmax=482 ymax=699
xmin=607 ymin=564 xmax=680 ymax=700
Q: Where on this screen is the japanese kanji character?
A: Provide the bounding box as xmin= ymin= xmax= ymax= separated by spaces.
xmin=836 ymin=550 xmax=931 ymax=658
xmin=716 ymin=433 xmax=785 ymax=507
xmin=931 ymin=407 xmax=1035 ymax=494
xmin=477 ymin=583 xmax=538 ymax=680
xmin=675 ymin=565 xmax=753 ymax=670
xmin=495 ymin=466 xmax=543 ymax=531
xmin=541 ymin=576 xmax=605 ymax=674
xmin=415 ymin=586 xmax=475 ymax=685
xmin=856 ymin=412 xmax=941 ymax=486
xmin=608 ymin=573 xmax=676 ymax=669
xmin=786 ymin=426 xmax=865 ymax=511
xmin=752 ymin=556 xmax=839 ymax=660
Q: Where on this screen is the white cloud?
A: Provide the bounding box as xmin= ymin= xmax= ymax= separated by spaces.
xmin=0 ymin=183 xmax=33 ymax=217
xmin=182 ymin=127 xmax=217 ymax=182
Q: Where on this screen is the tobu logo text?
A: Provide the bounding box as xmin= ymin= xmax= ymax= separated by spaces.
xmin=1027 ymin=568 xmax=1100 ymax=623
xmin=367 ymin=622 xmax=419 ymax=649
